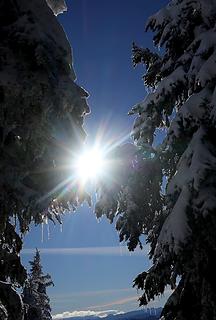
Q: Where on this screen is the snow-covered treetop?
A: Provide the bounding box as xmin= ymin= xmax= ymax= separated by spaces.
xmin=45 ymin=0 xmax=67 ymax=15
xmin=131 ymin=0 xmax=216 ymax=147
xmin=23 ymin=249 xmax=54 ymax=320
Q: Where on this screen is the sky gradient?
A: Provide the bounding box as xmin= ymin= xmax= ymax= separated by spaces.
xmin=22 ymin=0 xmax=169 ymax=317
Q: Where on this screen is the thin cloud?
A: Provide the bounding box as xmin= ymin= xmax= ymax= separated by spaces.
xmin=50 ymin=288 xmax=134 ymax=301
xmin=52 ymin=309 xmax=123 ymax=319
xmin=22 ymin=246 xmax=148 ymax=256
xmin=88 ymin=296 xmax=139 ymax=310
xmin=87 ymin=287 xmax=173 ymax=310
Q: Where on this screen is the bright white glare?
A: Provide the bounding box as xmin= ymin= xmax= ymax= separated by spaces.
xmin=75 ymin=148 xmax=105 ymax=183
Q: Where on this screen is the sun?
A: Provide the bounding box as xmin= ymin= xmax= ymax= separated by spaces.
xmin=74 ymin=147 xmax=106 ymax=183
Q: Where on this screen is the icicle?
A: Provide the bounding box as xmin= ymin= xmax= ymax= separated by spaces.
xmin=60 ymin=223 xmax=63 ymax=233
xmin=41 ymin=223 xmax=44 ymax=243
xmin=47 ymin=222 xmax=50 ymax=240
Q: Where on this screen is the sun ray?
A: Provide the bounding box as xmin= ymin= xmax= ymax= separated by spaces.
xmin=37 ymin=119 xmax=133 ymax=209
xmin=38 ymin=175 xmax=74 ymax=204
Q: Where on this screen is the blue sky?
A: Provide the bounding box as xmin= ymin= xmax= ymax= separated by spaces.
xmin=21 ymin=0 xmax=169 ymax=316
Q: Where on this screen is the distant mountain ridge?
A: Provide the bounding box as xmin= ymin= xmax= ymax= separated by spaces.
xmin=54 ymin=308 xmax=162 ymax=320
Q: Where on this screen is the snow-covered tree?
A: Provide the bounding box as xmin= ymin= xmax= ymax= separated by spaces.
xmin=23 ymin=249 xmax=54 ymax=320
xmin=0 ymin=0 xmax=89 ymax=318
xmin=96 ymin=1 xmax=216 ymax=319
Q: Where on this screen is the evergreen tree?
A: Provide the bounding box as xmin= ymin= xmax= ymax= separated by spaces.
xmin=23 ymin=249 xmax=54 ymax=320
xmin=0 ymin=0 xmax=89 ymax=318
xmin=96 ymin=1 xmax=216 ymax=319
